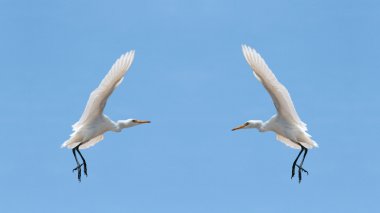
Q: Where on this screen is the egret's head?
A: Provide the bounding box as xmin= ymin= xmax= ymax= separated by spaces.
xmin=117 ymin=119 xmax=151 ymax=129
xmin=232 ymin=120 xmax=262 ymax=131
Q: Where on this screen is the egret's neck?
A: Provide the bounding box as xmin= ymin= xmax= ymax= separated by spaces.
xmin=248 ymin=120 xmax=266 ymax=132
xmin=257 ymin=122 xmax=265 ymax=132
xmin=258 ymin=123 xmax=266 ymax=132
xmin=113 ymin=120 xmax=136 ymax=132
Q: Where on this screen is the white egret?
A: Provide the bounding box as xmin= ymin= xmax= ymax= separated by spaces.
xmin=232 ymin=45 xmax=318 ymax=183
xmin=61 ymin=50 xmax=150 ymax=181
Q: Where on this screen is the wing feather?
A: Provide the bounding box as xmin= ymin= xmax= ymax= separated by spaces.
xmin=276 ymin=135 xmax=301 ymax=149
xmin=79 ymin=135 xmax=105 ymax=149
xmin=241 ymin=45 xmax=307 ymax=131
xmin=72 ymin=51 xmax=135 ymax=131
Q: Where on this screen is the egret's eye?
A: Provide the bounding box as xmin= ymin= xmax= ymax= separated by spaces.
xmin=132 ymin=119 xmax=137 ymax=123
xmin=245 ymin=122 xmax=249 ymax=125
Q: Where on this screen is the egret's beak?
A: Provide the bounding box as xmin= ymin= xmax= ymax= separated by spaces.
xmin=134 ymin=120 xmax=151 ymax=124
xmin=232 ymin=123 xmax=248 ymax=131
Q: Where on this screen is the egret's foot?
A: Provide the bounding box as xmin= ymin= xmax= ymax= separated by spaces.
xmin=297 ymin=165 xmax=308 ymax=183
xmin=77 ymin=169 xmax=82 ymax=182
xmin=291 ymin=164 xmax=308 ymax=181
xmin=74 ymin=167 xmax=82 ymax=182
xmin=296 ymin=165 xmax=309 ymax=175
xmin=298 ymin=169 xmax=306 ymax=183
xmin=291 ymin=168 xmax=295 ymax=179
xmin=83 ymin=163 xmax=88 ymax=177
xmin=72 ymin=164 xmax=84 ymax=182
xmin=291 ymin=165 xmax=296 ymax=179
xmin=298 ymin=169 xmax=302 ymax=183
xmin=72 ymin=163 xmax=83 ymax=172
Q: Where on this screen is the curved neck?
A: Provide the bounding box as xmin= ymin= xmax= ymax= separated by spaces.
xmin=113 ymin=120 xmax=136 ymax=132
xmin=257 ymin=122 xmax=267 ymax=132
xmin=257 ymin=121 xmax=265 ymax=132
xmin=248 ymin=120 xmax=266 ymax=132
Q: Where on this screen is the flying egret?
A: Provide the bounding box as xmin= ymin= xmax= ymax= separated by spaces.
xmin=232 ymin=45 xmax=318 ymax=183
xmin=61 ymin=50 xmax=150 ymax=182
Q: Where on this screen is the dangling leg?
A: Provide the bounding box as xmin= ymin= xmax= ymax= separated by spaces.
xmin=76 ymin=146 xmax=88 ymax=176
xmin=297 ymin=147 xmax=308 ymax=183
xmin=296 ymin=165 xmax=309 ymax=175
xmin=72 ymin=147 xmax=82 ymax=182
xmin=291 ymin=147 xmax=304 ymax=179
xmin=296 ymin=164 xmax=309 ymax=175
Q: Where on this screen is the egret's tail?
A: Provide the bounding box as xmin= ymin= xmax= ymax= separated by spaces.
xmin=61 ymin=134 xmax=81 ymax=149
xmin=303 ymin=132 xmax=319 ymax=149
xmin=310 ymin=139 xmax=319 ymax=148
xmin=61 ymin=140 xmax=69 ymax=148
xmin=277 ymin=132 xmax=319 ymax=150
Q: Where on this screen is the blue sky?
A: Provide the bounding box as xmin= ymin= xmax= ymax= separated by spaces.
xmin=0 ymin=0 xmax=379 ymax=212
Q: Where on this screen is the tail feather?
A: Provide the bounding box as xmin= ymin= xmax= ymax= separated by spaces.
xmin=78 ymin=135 xmax=104 ymax=149
xmin=61 ymin=133 xmax=81 ymax=149
xmin=62 ymin=133 xmax=104 ymax=150
xmin=276 ymin=134 xmax=318 ymax=149
xmin=310 ymin=139 xmax=319 ymax=148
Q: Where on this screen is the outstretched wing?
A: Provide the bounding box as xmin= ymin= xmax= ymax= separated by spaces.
xmin=242 ymin=45 xmax=307 ymax=131
xmin=72 ymin=50 xmax=135 ymax=131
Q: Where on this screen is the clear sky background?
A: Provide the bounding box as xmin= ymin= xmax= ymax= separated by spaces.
xmin=0 ymin=0 xmax=379 ymax=212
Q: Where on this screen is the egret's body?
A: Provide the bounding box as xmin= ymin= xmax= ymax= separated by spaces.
xmin=62 ymin=50 xmax=150 ymax=181
xmin=232 ymin=45 xmax=318 ymax=183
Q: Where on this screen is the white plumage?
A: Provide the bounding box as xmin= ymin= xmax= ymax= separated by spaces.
xmin=70 ymin=51 xmax=134 ymax=136
xmin=232 ymin=44 xmax=317 ymax=182
xmin=62 ymin=50 xmax=150 ymax=182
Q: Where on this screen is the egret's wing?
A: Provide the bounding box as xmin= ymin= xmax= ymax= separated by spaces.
xmin=72 ymin=50 xmax=135 ymax=131
xmin=79 ymin=135 xmax=105 ymax=149
xmin=242 ymin=45 xmax=307 ymax=130
xmin=276 ymin=135 xmax=301 ymax=149
xmin=276 ymin=134 xmax=318 ymax=149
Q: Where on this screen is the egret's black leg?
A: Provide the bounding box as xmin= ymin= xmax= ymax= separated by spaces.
xmin=76 ymin=147 xmax=88 ymax=176
xmin=72 ymin=147 xmax=82 ymax=182
xmin=298 ymin=147 xmax=308 ymax=183
xmin=291 ymin=147 xmax=304 ymax=179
